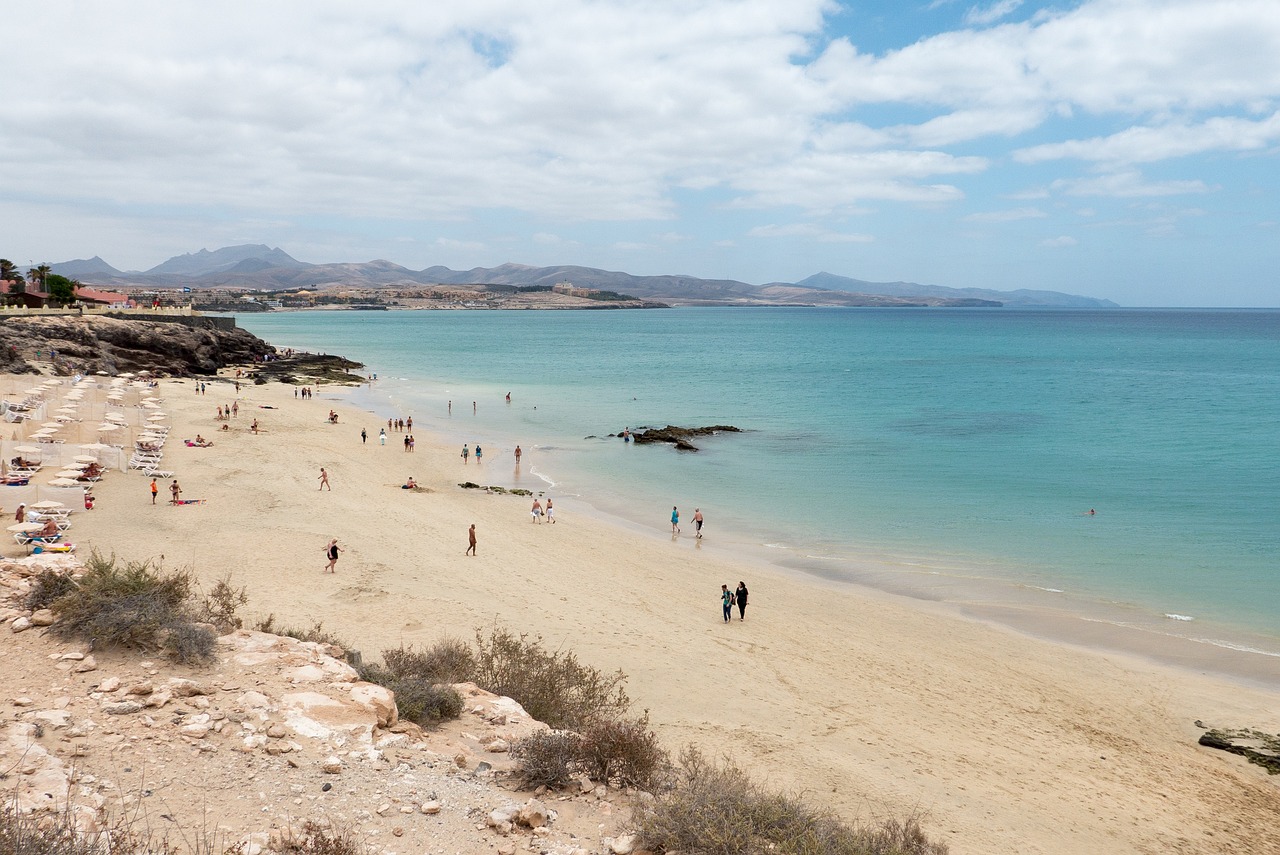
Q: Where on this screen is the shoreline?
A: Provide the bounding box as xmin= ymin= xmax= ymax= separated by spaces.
xmin=11 ymin=367 xmax=1279 ymax=854
xmin=342 ymin=373 xmax=1280 ymax=691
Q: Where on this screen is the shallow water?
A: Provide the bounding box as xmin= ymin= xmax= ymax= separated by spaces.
xmin=237 ymin=307 xmax=1280 ymax=665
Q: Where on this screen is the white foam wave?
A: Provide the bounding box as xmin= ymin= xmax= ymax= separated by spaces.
xmin=762 ymin=543 xmax=790 ymax=550
xmin=1189 ymin=638 xmax=1280 ymax=657
xmin=1031 ymin=586 xmax=1065 ymax=593
xmin=1164 ymin=613 xmax=1195 ymax=622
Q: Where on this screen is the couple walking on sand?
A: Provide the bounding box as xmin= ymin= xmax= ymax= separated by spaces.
xmin=671 ymin=506 xmax=705 ymax=536
xmin=720 ymin=581 xmax=749 ymax=622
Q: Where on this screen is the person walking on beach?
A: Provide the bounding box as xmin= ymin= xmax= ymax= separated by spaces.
xmin=318 ymin=467 xmax=331 ymax=491
xmin=324 ymin=538 xmax=342 ymax=573
xmin=735 ymin=581 xmax=749 ymax=620
xmin=232 ymin=401 xmax=239 ymax=418
xmin=531 ymin=498 xmax=543 ymax=523
xmin=671 ymin=506 xmax=680 ymax=534
xmin=475 ymin=445 xmax=482 ymax=464
xmin=466 ymin=524 xmax=477 ymax=556
xmin=694 ymin=508 xmax=704 ymax=538
xmin=361 ymin=428 xmax=367 ymax=444
xmin=150 ymin=478 xmax=158 ymax=505
xmin=545 ymin=497 xmax=554 ymax=523
xmin=379 ymin=428 xmax=386 ymax=445
xmin=170 ymin=480 xmax=181 ymax=505
xmin=514 ymin=445 xmax=522 ymax=465
xmin=721 ymin=584 xmax=734 ymax=623
xmin=407 ymin=416 xmax=412 ymax=431
xmin=462 ymin=444 xmax=469 ymax=464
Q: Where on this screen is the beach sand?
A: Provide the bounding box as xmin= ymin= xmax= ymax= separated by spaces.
xmin=9 ymin=373 xmax=1280 ymax=855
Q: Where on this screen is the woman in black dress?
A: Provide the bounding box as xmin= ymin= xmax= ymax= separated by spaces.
xmin=735 ymin=581 xmax=749 ymax=620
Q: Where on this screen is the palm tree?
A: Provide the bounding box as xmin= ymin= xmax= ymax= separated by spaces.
xmin=27 ymin=263 xmax=51 ymax=289
xmin=0 ymin=258 xmax=19 ymax=283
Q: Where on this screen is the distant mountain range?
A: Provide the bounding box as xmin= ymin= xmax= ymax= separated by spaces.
xmin=50 ymin=244 xmax=1118 ymax=308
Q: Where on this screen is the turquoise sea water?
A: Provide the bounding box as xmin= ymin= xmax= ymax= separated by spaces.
xmin=236 ymin=308 xmax=1280 ymax=665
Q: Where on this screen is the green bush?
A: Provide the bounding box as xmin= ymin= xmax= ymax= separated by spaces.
xmin=358 ymin=646 xmax=466 ymax=728
xmin=48 ymin=551 xmax=216 ymax=664
xmin=635 ymin=748 xmax=948 ymax=855
xmin=382 ymin=637 xmax=475 ymax=683
xmin=472 ymin=626 xmax=629 ymax=730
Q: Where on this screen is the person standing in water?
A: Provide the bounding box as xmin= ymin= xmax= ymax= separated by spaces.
xmin=671 ymin=506 xmax=680 ymax=534
xmin=514 ymin=445 xmax=522 ymax=465
xmin=694 ymin=508 xmax=704 ymax=538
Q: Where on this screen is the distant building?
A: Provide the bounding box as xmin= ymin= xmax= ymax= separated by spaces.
xmin=1 ymin=280 xmax=49 ymax=308
xmin=551 ymin=282 xmax=595 ymax=298
xmin=74 ymin=287 xmax=132 ymax=309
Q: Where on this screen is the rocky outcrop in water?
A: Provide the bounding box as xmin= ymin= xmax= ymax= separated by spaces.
xmin=625 ymin=424 xmax=743 ymax=452
xmin=0 ymin=314 xmax=275 ymax=376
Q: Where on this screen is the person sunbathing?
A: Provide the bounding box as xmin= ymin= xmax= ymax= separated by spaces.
xmin=38 ymin=518 xmax=59 ymax=538
xmin=402 ymin=477 xmax=417 ymax=489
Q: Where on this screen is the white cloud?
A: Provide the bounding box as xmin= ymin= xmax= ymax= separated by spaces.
xmin=1051 ymin=171 xmax=1212 ymax=198
xmin=1039 ymin=235 xmax=1077 ymax=247
xmin=1014 ymin=113 xmax=1280 ymax=165
xmin=748 ymin=223 xmax=874 ymax=242
xmin=963 ymin=206 xmax=1047 ymax=222
xmin=435 ymin=237 xmax=486 ymax=251
xmin=965 ymin=0 xmax=1024 ymax=28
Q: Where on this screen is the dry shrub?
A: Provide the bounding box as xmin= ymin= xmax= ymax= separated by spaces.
xmin=472 ymin=626 xmax=629 ymax=730
xmin=279 ymin=819 xmax=368 ymax=854
xmin=382 ymin=637 xmax=474 ymax=683
xmin=577 ymin=713 xmax=672 ymax=791
xmin=512 ymin=715 xmax=672 ymax=792
xmin=198 ymin=575 xmax=248 ymax=632
xmin=0 ymin=803 xmax=180 ymax=855
xmin=635 ymin=748 xmax=948 ymax=855
xmin=48 ymin=551 xmax=216 ymax=664
xmin=24 ymin=568 xmax=77 ymax=611
xmin=510 ymin=730 xmax=584 ymax=790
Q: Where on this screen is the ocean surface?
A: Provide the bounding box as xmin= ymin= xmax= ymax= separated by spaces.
xmin=236 ymin=307 xmax=1280 ymax=670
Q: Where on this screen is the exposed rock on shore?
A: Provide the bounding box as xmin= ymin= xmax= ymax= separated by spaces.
xmin=624 ymin=424 xmax=742 ymax=452
xmin=0 ymin=315 xmax=274 ymax=377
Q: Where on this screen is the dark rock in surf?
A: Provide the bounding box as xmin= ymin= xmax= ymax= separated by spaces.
xmin=629 ymin=424 xmax=742 ymax=452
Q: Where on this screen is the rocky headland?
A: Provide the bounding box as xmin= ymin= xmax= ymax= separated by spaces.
xmin=624 ymin=424 xmax=743 ymax=451
xmin=0 ymin=314 xmax=365 ymax=385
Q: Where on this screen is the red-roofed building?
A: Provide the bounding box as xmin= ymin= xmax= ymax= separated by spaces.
xmin=1 ymin=279 xmax=49 ymax=308
xmin=74 ymin=287 xmax=132 ymax=309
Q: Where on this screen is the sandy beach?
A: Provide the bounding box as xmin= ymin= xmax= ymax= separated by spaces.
xmin=5 ymin=371 xmax=1279 ymax=855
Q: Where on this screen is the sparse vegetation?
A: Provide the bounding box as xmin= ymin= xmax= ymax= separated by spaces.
xmin=382 ymin=637 xmax=475 ymax=683
xmin=47 ymin=551 xmax=216 ymax=664
xmin=358 ymin=643 xmax=468 ymax=727
xmin=511 ymin=714 xmax=672 ymax=792
xmin=198 ymin=576 xmax=248 ymax=632
xmin=634 ymin=748 xmax=948 ymax=855
xmin=253 ymin=615 xmax=349 ymax=650
xmin=472 ymin=626 xmax=629 ymax=730
xmin=24 ymin=568 xmax=77 ymax=611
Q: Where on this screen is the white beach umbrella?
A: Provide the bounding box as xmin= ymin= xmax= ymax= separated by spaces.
xmin=146 ymin=415 xmax=167 ymax=422
xmin=8 ymin=523 xmax=44 ymax=533
xmin=40 ymin=422 xmax=64 ymax=429
xmin=104 ymin=413 xmax=127 ymax=423
xmin=13 ymin=445 xmax=41 ymax=454
xmin=73 ymin=455 xmax=99 ymax=463
xmin=96 ymin=424 xmax=122 ymax=433
xmin=142 ymin=402 xmax=161 ymax=409
xmin=30 ymin=501 xmax=64 ymax=510
xmin=79 ymin=443 xmax=112 ymax=451
xmin=55 ymin=469 xmax=84 ymax=478
xmin=49 ymin=478 xmax=81 ymax=487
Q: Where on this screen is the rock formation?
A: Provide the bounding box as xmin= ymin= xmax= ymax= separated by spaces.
xmin=0 ymin=315 xmax=275 ymax=377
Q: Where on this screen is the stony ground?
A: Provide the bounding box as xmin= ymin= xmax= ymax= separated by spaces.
xmin=1 ymin=553 xmax=642 ymax=855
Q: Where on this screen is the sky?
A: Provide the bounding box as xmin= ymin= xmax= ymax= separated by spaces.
xmin=4 ymin=0 xmax=1279 ymax=307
